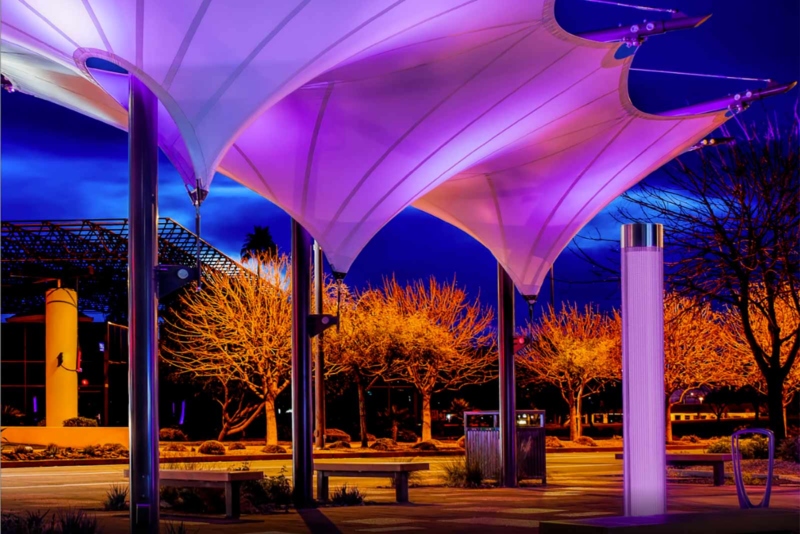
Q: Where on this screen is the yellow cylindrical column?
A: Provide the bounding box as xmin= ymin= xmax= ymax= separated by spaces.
xmin=46 ymin=287 xmax=78 ymax=426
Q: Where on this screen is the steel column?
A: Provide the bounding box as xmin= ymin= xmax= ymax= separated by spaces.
xmin=313 ymin=240 xmax=326 ymax=449
xmin=128 ymin=76 xmax=160 ymax=533
xmin=291 ymin=220 xmax=314 ymax=507
xmin=498 ymin=263 xmax=517 ymax=487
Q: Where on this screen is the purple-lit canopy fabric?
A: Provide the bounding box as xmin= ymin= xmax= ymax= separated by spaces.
xmin=2 ymin=0 xmax=484 ymax=191
xmin=413 ymin=66 xmax=727 ymax=297
xmin=1 ymin=0 xmax=730 ymax=281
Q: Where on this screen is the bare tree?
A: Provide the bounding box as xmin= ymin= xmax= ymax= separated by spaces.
xmin=518 ymin=303 xmax=620 ymax=441
xmin=162 ymin=252 xmax=292 ymax=445
xmin=663 ymin=294 xmax=742 ymax=442
xmin=720 ymin=284 xmax=800 ymax=431
xmin=618 ymin=119 xmax=800 ymax=438
xmin=380 ymin=277 xmax=496 ymax=442
xmin=324 ymin=287 xmax=396 ymax=447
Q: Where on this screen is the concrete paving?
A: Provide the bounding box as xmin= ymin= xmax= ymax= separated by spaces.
xmin=2 ymin=453 xmax=798 ymax=533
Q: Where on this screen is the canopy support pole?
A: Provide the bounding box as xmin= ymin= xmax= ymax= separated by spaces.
xmin=313 ymin=240 xmax=326 ymax=449
xmin=292 ymin=220 xmax=314 ymax=508
xmin=498 ymin=263 xmax=517 ymax=487
xmin=128 ymin=76 xmax=160 ymax=533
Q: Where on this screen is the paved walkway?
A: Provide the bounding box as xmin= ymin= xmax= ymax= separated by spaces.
xmin=2 ymin=454 xmax=798 ymax=533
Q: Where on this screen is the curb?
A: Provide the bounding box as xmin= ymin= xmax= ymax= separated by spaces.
xmin=0 ymin=444 xmax=707 ymax=469
xmin=0 ymin=449 xmax=463 ymax=468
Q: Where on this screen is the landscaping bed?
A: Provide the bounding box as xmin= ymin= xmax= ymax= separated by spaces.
xmin=669 ymin=460 xmax=800 ymax=486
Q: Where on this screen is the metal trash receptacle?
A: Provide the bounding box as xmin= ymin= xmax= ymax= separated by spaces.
xmin=464 ymin=410 xmax=546 ymax=484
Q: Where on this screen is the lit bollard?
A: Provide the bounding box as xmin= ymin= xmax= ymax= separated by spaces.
xmin=621 ymin=223 xmax=666 ymax=516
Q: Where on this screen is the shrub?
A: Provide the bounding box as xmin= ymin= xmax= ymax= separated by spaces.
xmin=456 ymin=436 xmax=465 ymax=449
xmin=546 ymin=436 xmax=564 ymax=448
xmin=411 ymin=440 xmax=440 ymax=451
xmin=330 ymin=484 xmax=365 ymax=506
xmin=103 ymin=443 xmax=127 ymax=453
xmin=164 ymin=522 xmax=190 ymax=534
xmin=44 ymin=443 xmax=60 ymax=458
xmin=198 ymin=440 xmax=226 ymax=455
xmin=706 ymin=438 xmax=731 ymax=454
xmin=163 ymin=443 xmax=188 ymax=452
xmin=2 ymin=510 xmax=49 ymax=533
xmin=229 ymin=462 xmax=251 ymax=472
xmin=396 ymin=429 xmax=418 ymax=443
xmin=325 ymin=440 xmax=351 ymax=450
xmin=227 ymin=442 xmax=246 ymax=451
xmin=707 ymin=435 xmax=770 ymax=459
xmin=325 ymin=428 xmax=352 ymax=443
xmin=370 ymin=438 xmax=400 ymax=451
xmin=160 ymin=428 xmax=188 ymax=441
xmin=13 ymin=444 xmax=32 ymax=455
xmin=160 ymin=486 xmax=222 ymax=514
xmin=242 ymin=469 xmax=292 ymax=512
xmin=573 ymin=436 xmax=597 ymax=447
xmin=777 ymin=435 xmax=800 ymax=463
xmin=680 ymin=435 xmax=702 ymax=443
xmin=261 ymin=444 xmax=287 ymax=454
xmin=53 ymin=509 xmax=99 ymax=533
xmin=82 ymin=444 xmax=98 ymax=456
xmin=443 ymin=458 xmax=483 ymax=488
xmin=366 ymin=433 xmax=377 ymax=442
xmin=104 ymin=484 xmax=129 ymax=511
xmin=62 ymin=417 xmax=97 ymax=427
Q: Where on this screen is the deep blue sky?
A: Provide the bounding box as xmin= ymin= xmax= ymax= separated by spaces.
xmin=2 ymin=0 xmax=798 ymax=321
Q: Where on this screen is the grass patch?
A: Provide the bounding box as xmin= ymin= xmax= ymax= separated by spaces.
xmin=443 ymin=457 xmax=484 ymax=488
xmin=2 ymin=509 xmax=99 ymax=533
xmin=330 ymin=484 xmax=366 ymax=506
xmin=104 ymin=484 xmax=129 ymax=511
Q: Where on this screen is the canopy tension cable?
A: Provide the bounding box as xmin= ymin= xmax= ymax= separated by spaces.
xmin=630 ymin=68 xmax=772 ymax=83
xmin=584 ymin=0 xmax=677 ymax=14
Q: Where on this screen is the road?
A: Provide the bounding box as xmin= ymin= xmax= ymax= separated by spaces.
xmin=0 ymin=452 xmax=622 ymax=512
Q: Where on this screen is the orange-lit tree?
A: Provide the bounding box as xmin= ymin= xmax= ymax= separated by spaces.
xmin=663 ymin=294 xmax=739 ymax=442
xmin=162 ymin=252 xmax=292 ymax=445
xmin=720 ymin=285 xmax=800 ymax=430
xmin=324 ymin=287 xmax=398 ymax=447
xmin=380 ymin=277 xmax=496 ymax=442
xmin=518 ymin=303 xmax=620 ymax=441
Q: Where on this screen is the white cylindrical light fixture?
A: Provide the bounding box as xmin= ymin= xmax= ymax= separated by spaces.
xmin=621 ymin=223 xmax=665 ymax=516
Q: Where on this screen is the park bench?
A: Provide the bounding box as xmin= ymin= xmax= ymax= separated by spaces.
xmin=539 ymin=509 xmax=800 ymax=533
xmin=615 ymin=453 xmax=732 ymax=486
xmin=123 ymin=469 xmax=263 ymax=519
xmin=314 ymin=462 xmax=429 ymax=503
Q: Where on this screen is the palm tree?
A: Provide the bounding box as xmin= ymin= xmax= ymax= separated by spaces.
xmin=240 ymin=225 xmax=277 ymax=261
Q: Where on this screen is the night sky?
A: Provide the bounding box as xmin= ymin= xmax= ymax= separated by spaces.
xmin=2 ymin=0 xmax=798 ymax=321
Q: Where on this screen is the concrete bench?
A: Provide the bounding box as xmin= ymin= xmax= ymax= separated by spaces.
xmin=123 ymin=469 xmax=263 ymax=519
xmin=615 ymin=453 xmax=732 ymax=486
xmin=314 ymin=462 xmax=429 ymax=503
xmin=539 ymin=509 xmax=800 ymax=533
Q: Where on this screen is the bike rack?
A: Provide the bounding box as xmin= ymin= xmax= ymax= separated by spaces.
xmin=731 ymin=428 xmax=774 ymax=509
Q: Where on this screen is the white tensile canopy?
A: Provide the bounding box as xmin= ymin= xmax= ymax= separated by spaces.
xmin=2 ymin=0 xmax=728 ymax=284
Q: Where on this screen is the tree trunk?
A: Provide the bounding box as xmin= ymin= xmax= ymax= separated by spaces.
xmin=766 ymin=373 xmax=787 ymax=440
xmin=218 ymin=425 xmax=230 ymax=441
xmin=568 ymin=390 xmax=581 ymax=442
xmin=392 ymin=422 xmax=398 ymax=442
xmin=265 ymin=397 xmax=278 ymax=446
xmin=666 ymin=402 xmax=674 ymax=443
xmin=357 ymin=377 xmax=369 ymax=448
xmin=421 ymin=392 xmax=432 ymax=442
